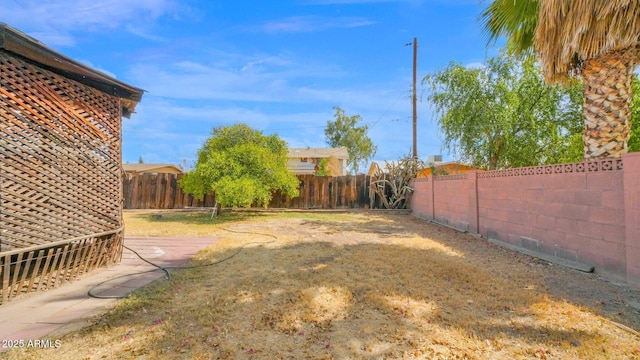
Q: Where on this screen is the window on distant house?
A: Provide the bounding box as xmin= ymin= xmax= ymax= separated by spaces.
xmin=300 ymin=158 xmax=308 ymax=162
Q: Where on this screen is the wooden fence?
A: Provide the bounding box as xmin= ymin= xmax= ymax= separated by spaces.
xmin=123 ymin=173 xmax=373 ymax=209
xmin=270 ymin=174 xmax=371 ymax=208
xmin=123 ymin=173 xmax=186 ymax=209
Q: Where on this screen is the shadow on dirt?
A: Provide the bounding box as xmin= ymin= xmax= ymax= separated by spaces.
xmin=17 ymin=212 xmax=635 ymax=359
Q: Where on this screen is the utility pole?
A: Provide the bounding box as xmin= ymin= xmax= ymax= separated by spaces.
xmin=411 ymin=37 xmax=418 ymax=158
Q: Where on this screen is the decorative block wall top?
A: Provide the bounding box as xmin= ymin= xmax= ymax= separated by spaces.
xmin=433 ymin=174 xmax=468 ymax=181
xmin=477 ymin=158 xmax=623 ymax=179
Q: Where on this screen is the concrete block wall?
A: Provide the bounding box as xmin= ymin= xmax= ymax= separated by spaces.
xmin=410 ymin=178 xmax=432 ymax=220
xmin=410 ymin=156 xmax=638 ymax=287
xmin=433 ymin=175 xmax=473 ymax=231
xmin=478 ymin=165 xmax=626 ymax=280
xmin=624 ymin=153 xmax=640 ymax=285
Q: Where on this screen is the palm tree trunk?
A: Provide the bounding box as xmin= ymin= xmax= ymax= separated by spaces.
xmin=581 ymin=47 xmax=639 ymax=158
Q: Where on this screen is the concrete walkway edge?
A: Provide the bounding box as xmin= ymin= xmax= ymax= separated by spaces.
xmin=0 ymin=236 xmax=219 ymax=349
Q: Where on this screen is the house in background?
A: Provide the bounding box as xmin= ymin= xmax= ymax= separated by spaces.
xmin=417 ymin=162 xmax=484 ymax=177
xmin=367 ymin=161 xmax=393 ymax=176
xmin=123 ymin=163 xmax=183 ymax=177
xmin=367 ymin=155 xmax=483 ymax=178
xmin=287 ymin=147 xmax=349 ymax=176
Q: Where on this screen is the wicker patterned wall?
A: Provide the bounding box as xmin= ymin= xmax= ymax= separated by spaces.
xmin=0 ymin=50 xmax=124 ymax=303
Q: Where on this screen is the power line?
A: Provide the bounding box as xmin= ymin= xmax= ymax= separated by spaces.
xmin=367 ymin=93 xmax=408 ymax=130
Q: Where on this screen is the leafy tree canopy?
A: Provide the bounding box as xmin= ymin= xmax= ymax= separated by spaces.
xmin=325 ymin=106 xmax=377 ymax=174
xmin=479 ymin=0 xmax=640 ymax=158
xmin=631 ymin=77 xmax=640 ymax=153
xmin=315 ymin=156 xmax=342 ymax=176
xmin=423 ymin=53 xmax=583 ymax=170
xmin=179 ymin=123 xmax=299 ymax=208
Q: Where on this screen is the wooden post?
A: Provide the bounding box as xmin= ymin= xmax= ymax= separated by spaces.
xmin=163 ymin=174 xmax=172 ymax=209
xmin=2 ymin=255 xmax=10 ymax=303
xmin=51 ymin=245 xmax=70 ymax=288
xmin=10 ymin=252 xmax=24 ymax=299
xmin=412 ymin=37 xmax=418 ymax=158
xmin=26 ymin=250 xmax=44 ymax=293
xmin=59 ymin=244 xmax=75 ymax=286
xmin=18 ymin=251 xmax=34 ymax=290
xmin=304 ymin=175 xmax=309 ymax=207
xmin=340 ymin=177 xmax=345 ymax=208
xmin=37 ymin=247 xmax=55 ymax=291
xmin=321 ymin=177 xmax=328 ymax=208
xmin=130 ymin=174 xmax=140 ymax=209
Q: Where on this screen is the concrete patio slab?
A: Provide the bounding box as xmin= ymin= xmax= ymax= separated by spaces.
xmin=0 ymin=236 xmax=219 ymax=350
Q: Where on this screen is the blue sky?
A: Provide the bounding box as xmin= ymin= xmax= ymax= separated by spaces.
xmin=3 ymin=0 xmax=501 ymax=171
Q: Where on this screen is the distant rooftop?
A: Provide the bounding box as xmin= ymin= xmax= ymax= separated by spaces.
xmin=288 ymin=147 xmax=349 ymax=159
xmin=123 ymin=164 xmax=183 ymax=174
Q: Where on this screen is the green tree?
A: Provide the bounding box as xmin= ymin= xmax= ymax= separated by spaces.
xmin=325 ymin=106 xmax=377 ymax=174
xmin=315 ymin=158 xmax=330 ymax=176
xmin=480 ymin=0 xmax=640 ymax=158
xmin=631 ymin=77 xmax=640 ymax=152
xmin=179 ymin=123 xmax=299 ymax=208
xmin=315 ymin=156 xmax=341 ymax=176
xmin=138 ymin=156 xmax=144 ymax=164
xmin=423 ymin=53 xmax=582 ymax=170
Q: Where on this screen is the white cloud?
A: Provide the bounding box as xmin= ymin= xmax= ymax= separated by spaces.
xmin=126 ymin=51 xmax=354 ymax=104
xmin=128 ymin=62 xmax=288 ymax=102
xmin=296 ymin=86 xmax=410 ymax=113
xmin=133 ymin=61 xmax=408 ymax=111
xmin=26 ymin=32 xmax=76 ymax=47
xmin=257 ymin=16 xmax=375 ymax=34
xmin=303 ymin=0 xmax=421 ymax=4
xmin=77 ymin=59 xmax=117 ymax=78
xmin=125 ymin=24 xmax=167 ymax=42
xmin=465 ymin=62 xmax=486 ymax=70
xmin=241 ymin=56 xmax=293 ymax=72
xmin=3 ymin=0 xmax=178 ymax=46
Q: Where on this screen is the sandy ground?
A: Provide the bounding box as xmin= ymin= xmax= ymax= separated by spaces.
xmin=4 ymin=211 xmax=640 ymax=359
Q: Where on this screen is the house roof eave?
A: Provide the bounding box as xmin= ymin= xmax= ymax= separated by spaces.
xmin=0 ymin=23 xmax=144 ymax=117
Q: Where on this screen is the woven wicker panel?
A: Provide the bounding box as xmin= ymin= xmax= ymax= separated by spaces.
xmin=0 ymin=50 xmax=123 ymax=252
xmin=0 ymin=229 xmax=123 ymax=304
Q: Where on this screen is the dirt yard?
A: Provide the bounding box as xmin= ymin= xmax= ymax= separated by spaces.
xmin=5 ymin=211 xmax=640 ymax=359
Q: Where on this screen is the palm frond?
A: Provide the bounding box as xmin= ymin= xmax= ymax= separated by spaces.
xmin=479 ymin=0 xmax=539 ymax=54
xmin=535 ymin=0 xmax=640 ymax=83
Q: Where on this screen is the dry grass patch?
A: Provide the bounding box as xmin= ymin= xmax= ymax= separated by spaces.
xmin=4 ymin=211 xmax=640 ymax=359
